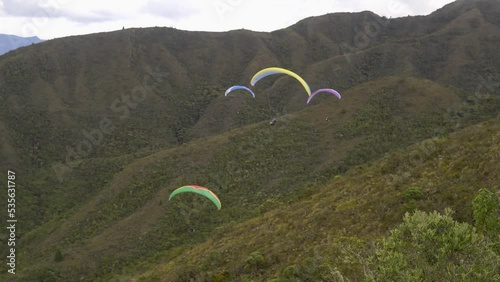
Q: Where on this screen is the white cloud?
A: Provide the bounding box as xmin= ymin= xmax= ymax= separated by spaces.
xmin=0 ymin=0 xmax=456 ymax=39
xmin=2 ymin=0 xmax=52 ymax=18
xmin=141 ymin=0 xmax=200 ymax=19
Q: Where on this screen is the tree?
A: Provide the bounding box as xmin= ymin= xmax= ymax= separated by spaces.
xmin=472 ymin=188 xmax=500 ymax=253
xmin=472 ymin=188 xmax=500 ymax=235
xmin=367 ymin=209 xmax=499 ymax=281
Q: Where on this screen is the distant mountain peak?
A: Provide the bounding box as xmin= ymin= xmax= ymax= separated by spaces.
xmin=0 ymin=34 xmax=43 ymax=56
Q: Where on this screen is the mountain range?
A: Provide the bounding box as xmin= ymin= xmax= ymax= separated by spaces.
xmin=0 ymin=0 xmax=498 ymax=281
xmin=0 ymin=34 xmax=43 ymax=56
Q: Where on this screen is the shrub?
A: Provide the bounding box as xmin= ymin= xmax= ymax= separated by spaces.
xmin=403 ymin=186 xmax=424 ymax=201
xmin=472 ymin=188 xmax=500 ymax=253
xmin=244 ymin=251 xmax=267 ymax=273
xmin=54 ymin=249 xmax=63 ymax=262
xmin=367 ymin=209 xmax=499 ymax=281
xmin=282 ymin=265 xmax=297 ymax=278
xmin=212 ymin=269 xmax=230 ymax=282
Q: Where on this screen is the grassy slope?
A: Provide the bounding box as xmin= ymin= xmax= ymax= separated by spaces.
xmin=1 ymin=0 xmax=499 ymax=174
xmin=133 ymin=117 xmax=500 ymax=282
xmin=5 ymin=74 xmax=499 ymax=281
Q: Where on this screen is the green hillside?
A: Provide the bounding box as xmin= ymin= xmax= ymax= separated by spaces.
xmin=1 ymin=0 xmax=499 ymax=173
xmin=133 ymin=117 xmax=500 ymax=282
xmin=0 ymin=0 xmax=499 ymax=281
xmin=5 ymin=75 xmax=499 ymax=281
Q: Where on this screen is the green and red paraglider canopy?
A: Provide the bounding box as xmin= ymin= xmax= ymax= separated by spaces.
xmin=168 ymin=185 xmax=221 ymax=210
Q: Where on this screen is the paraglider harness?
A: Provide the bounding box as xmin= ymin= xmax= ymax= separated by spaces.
xmin=269 ymin=118 xmax=276 ymax=126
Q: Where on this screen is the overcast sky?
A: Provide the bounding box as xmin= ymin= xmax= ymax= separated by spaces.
xmin=0 ymin=0 xmax=456 ymax=40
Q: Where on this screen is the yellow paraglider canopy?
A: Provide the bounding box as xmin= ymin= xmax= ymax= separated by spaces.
xmin=250 ymin=67 xmax=311 ymax=96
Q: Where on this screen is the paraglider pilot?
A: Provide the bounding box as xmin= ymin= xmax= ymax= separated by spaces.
xmin=269 ymin=118 xmax=276 ymax=126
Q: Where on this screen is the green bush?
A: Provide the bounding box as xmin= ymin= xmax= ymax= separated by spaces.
xmin=244 ymin=251 xmax=267 ymax=272
xmin=212 ymin=269 xmax=229 ymax=282
xmin=403 ymin=186 xmax=424 ymax=201
xmin=54 ymin=249 xmax=63 ymax=262
xmin=367 ymin=209 xmax=500 ymax=281
xmin=472 ymin=188 xmax=500 ymax=253
xmin=282 ymin=265 xmax=297 ymax=278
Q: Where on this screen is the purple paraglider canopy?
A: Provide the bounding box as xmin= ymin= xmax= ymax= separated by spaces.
xmin=306 ymin=88 xmax=341 ymax=104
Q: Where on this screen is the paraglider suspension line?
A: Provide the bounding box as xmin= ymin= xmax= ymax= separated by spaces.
xmin=266 ymin=91 xmax=273 ymax=119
